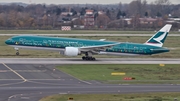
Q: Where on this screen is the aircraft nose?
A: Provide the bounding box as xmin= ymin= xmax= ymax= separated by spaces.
xmin=5 ymin=39 xmax=11 ymax=44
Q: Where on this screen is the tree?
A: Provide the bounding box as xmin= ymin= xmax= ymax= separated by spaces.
xmin=42 ymin=15 xmax=48 ymax=26
xmin=142 ymin=0 xmax=148 ymax=16
xmin=73 ymin=18 xmax=84 ymax=25
xmin=7 ymin=10 xmax=18 ymax=27
xmin=118 ymin=2 xmax=122 ymax=10
xmin=154 ymin=0 xmax=171 ymax=5
xmin=94 ymin=12 xmax=99 ymax=19
xmin=122 ymin=11 xmax=126 ymax=18
xmin=43 ymin=5 xmax=46 ymax=8
xmin=62 ymin=7 xmax=66 ymax=12
xmin=156 ymin=12 xmax=162 ymax=17
xmin=145 ymin=12 xmax=148 ymax=17
xmin=0 ymin=13 xmax=6 ymax=27
xmin=116 ymin=10 xmax=122 ymax=19
xmin=71 ymin=8 xmax=77 ymax=16
xmin=67 ymin=14 xmax=70 ymax=17
xmin=154 ymin=0 xmax=171 ymax=16
xmin=110 ymin=8 xmax=116 ymax=20
xmin=106 ymin=9 xmax=111 ymax=18
xmin=0 ymin=2 xmax=179 ymax=29
xmin=16 ymin=5 xmax=24 ymax=12
xmin=132 ymin=14 xmax=140 ymax=29
xmin=96 ymin=14 xmax=110 ymax=27
xmin=56 ymin=8 xmax=61 ymax=15
xmin=128 ymin=0 xmax=143 ymax=17
xmin=80 ymin=7 xmax=86 ymax=16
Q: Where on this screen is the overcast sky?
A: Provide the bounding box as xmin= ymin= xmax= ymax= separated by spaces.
xmin=0 ymin=0 xmax=180 ymax=4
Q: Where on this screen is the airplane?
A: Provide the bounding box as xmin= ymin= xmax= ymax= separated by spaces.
xmin=5 ymin=24 xmax=172 ymax=60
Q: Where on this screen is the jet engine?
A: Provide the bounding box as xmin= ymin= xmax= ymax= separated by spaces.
xmin=64 ymin=47 xmax=80 ymax=56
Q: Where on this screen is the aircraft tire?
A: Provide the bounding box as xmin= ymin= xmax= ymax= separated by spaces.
xmin=89 ymin=57 xmax=95 ymax=61
xmin=82 ymin=56 xmax=85 ymax=60
xmin=92 ymin=57 xmax=96 ymax=60
xmin=82 ymin=56 xmax=96 ymax=61
xmin=16 ymin=52 xmax=19 ymax=55
xmin=85 ymin=57 xmax=89 ymax=60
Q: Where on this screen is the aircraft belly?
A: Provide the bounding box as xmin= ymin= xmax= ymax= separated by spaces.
xmin=99 ymin=51 xmax=141 ymax=56
xmin=9 ymin=45 xmax=64 ymax=52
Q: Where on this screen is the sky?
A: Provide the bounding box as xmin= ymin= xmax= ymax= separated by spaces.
xmin=0 ymin=0 xmax=180 ymax=4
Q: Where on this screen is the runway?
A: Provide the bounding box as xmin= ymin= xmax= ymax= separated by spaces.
xmin=0 ymin=58 xmax=180 ymax=64
xmin=0 ymin=59 xmax=180 ymax=101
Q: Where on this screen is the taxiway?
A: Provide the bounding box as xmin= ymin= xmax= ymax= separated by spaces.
xmin=0 ymin=59 xmax=179 ymax=101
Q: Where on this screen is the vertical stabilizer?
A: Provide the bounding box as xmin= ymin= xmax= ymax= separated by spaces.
xmin=144 ymin=24 xmax=172 ymax=47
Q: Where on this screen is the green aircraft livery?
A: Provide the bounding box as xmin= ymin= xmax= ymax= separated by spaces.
xmin=5 ymin=24 xmax=172 ymax=60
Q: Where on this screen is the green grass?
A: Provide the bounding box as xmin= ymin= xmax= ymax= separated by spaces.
xmin=56 ymin=64 xmax=180 ymax=84
xmin=0 ymin=30 xmax=179 ymax=34
xmin=0 ymin=36 xmax=180 ymax=58
xmin=39 ymin=92 xmax=180 ymax=101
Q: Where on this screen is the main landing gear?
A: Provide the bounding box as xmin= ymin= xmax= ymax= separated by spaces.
xmin=82 ymin=56 xmax=96 ymax=61
xmin=82 ymin=52 xmax=96 ymax=61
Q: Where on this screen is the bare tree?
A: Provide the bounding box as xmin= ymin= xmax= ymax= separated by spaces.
xmin=0 ymin=13 xmax=6 ymax=27
xmin=154 ymin=0 xmax=171 ymax=17
xmin=96 ymin=14 xmax=110 ymax=28
xmin=142 ymin=0 xmax=148 ymax=17
xmin=128 ymin=0 xmax=143 ymax=17
xmin=0 ymin=2 xmax=179 ymax=29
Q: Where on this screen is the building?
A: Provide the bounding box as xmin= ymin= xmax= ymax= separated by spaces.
xmin=84 ymin=10 xmax=94 ymax=28
xmin=139 ymin=18 xmax=157 ymax=24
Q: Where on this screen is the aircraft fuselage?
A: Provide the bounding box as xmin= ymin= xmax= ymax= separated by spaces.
xmin=5 ymin=35 xmax=169 ymax=56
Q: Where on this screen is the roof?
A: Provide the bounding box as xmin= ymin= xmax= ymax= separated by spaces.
xmin=139 ymin=18 xmax=157 ymax=22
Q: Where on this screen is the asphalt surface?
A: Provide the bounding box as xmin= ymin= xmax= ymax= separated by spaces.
xmin=0 ymin=59 xmax=180 ymax=101
xmin=1 ymin=34 xmax=180 ymax=36
xmin=0 ymin=58 xmax=180 ymax=64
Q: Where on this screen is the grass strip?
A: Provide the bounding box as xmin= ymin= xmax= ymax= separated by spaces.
xmin=39 ymin=92 xmax=180 ymax=101
xmin=56 ymin=64 xmax=180 ymax=84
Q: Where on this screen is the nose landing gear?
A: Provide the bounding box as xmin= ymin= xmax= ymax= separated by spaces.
xmin=16 ymin=51 xmax=19 ymax=55
xmin=14 ymin=47 xmax=19 ymax=56
xmin=16 ymin=52 xmax=19 ymax=55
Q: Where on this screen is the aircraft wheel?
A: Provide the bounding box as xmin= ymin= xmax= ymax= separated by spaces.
xmin=84 ymin=57 xmax=88 ymax=60
xmin=16 ymin=52 xmax=19 ymax=55
xmin=82 ymin=56 xmax=85 ymax=60
xmin=89 ymin=57 xmax=95 ymax=61
xmin=90 ymin=57 xmax=94 ymax=61
xmin=82 ymin=56 xmax=96 ymax=61
xmin=92 ymin=57 xmax=96 ymax=60
xmin=85 ymin=57 xmax=89 ymax=60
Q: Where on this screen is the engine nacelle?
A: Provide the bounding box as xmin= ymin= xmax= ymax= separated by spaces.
xmin=64 ymin=47 xmax=80 ymax=56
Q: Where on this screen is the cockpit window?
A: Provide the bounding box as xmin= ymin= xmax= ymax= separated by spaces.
xmin=7 ymin=38 xmax=15 ymax=43
xmin=7 ymin=38 xmax=12 ymax=40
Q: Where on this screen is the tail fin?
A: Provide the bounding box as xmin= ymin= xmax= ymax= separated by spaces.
xmin=144 ymin=24 xmax=172 ymax=47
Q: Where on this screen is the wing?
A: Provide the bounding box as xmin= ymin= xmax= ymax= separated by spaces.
xmin=99 ymin=39 xmax=106 ymax=41
xmin=79 ymin=42 xmax=121 ymax=53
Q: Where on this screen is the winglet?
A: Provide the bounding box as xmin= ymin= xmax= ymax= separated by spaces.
xmin=144 ymin=24 xmax=172 ymax=47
